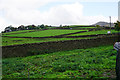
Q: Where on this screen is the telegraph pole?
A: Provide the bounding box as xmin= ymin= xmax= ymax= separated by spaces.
xmin=109 ymin=16 xmax=111 ymax=29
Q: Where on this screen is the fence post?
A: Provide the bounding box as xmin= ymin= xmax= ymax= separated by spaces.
xmin=114 ymin=42 xmax=120 ymax=80
xmin=116 ymin=50 xmax=120 ymax=80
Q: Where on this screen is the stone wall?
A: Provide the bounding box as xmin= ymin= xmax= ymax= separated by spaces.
xmin=2 ymin=35 xmax=118 ymax=58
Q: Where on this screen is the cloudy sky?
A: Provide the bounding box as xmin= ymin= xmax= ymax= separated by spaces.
xmin=0 ymin=0 xmax=119 ymax=32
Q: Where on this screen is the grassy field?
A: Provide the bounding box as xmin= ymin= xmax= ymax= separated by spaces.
xmin=68 ymin=30 xmax=118 ymax=36
xmin=69 ymin=25 xmax=94 ymax=27
xmin=2 ymin=45 xmax=116 ymax=78
xmin=71 ymin=27 xmax=96 ymax=29
xmin=2 ymin=30 xmax=35 ymax=35
xmin=2 ymin=26 xmax=118 ymax=79
xmin=2 ymin=29 xmax=118 ymax=46
xmin=2 ymin=29 xmax=87 ymax=37
xmin=2 ymin=37 xmax=97 ymax=46
xmin=69 ymin=26 xmax=97 ymax=29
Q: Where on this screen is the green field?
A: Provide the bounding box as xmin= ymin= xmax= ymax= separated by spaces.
xmin=69 ymin=26 xmax=97 ymax=29
xmin=68 ymin=30 xmax=118 ymax=36
xmin=71 ymin=27 xmax=96 ymax=29
xmin=2 ymin=27 xmax=118 ymax=78
xmin=2 ymin=37 xmax=97 ymax=46
xmin=2 ymin=29 xmax=118 ymax=46
xmin=2 ymin=45 xmax=116 ymax=78
xmin=2 ymin=30 xmax=35 ymax=35
xmin=2 ymin=29 xmax=87 ymax=37
xmin=69 ymin=25 xmax=94 ymax=27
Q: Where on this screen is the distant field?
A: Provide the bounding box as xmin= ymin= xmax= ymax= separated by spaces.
xmin=70 ymin=27 xmax=96 ymax=29
xmin=2 ymin=29 xmax=118 ymax=46
xmin=2 ymin=29 xmax=87 ymax=37
xmin=2 ymin=45 xmax=116 ymax=78
xmin=2 ymin=37 xmax=97 ymax=46
xmin=68 ymin=25 xmax=97 ymax=29
xmin=69 ymin=25 xmax=93 ymax=27
xmin=69 ymin=26 xmax=96 ymax=28
xmin=3 ymin=30 xmax=35 ymax=35
xmin=68 ymin=30 xmax=118 ymax=36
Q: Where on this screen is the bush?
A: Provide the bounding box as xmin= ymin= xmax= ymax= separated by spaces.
xmin=114 ymin=21 xmax=120 ymax=31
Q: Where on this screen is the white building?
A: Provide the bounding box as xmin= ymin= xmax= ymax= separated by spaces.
xmin=5 ymin=27 xmax=12 ymax=32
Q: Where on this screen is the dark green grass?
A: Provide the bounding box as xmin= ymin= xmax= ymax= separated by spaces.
xmin=68 ymin=30 xmax=118 ymax=36
xmin=69 ymin=25 xmax=94 ymax=27
xmin=2 ymin=30 xmax=35 ymax=35
xmin=2 ymin=29 xmax=87 ymax=37
xmin=2 ymin=29 xmax=118 ymax=46
xmin=70 ymin=27 xmax=96 ymax=29
xmin=2 ymin=45 xmax=116 ymax=78
xmin=2 ymin=37 xmax=97 ymax=46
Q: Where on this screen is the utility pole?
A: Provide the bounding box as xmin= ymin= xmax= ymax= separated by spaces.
xmin=109 ymin=16 xmax=111 ymax=29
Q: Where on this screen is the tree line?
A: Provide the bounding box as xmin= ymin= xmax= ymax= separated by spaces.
xmin=2 ymin=21 xmax=120 ymax=33
xmin=2 ymin=24 xmax=50 ymax=33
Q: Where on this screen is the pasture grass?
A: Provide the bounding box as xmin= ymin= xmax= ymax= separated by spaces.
xmin=69 ymin=25 xmax=93 ymax=27
xmin=69 ymin=26 xmax=97 ymax=29
xmin=68 ymin=30 xmax=119 ymax=36
xmin=2 ymin=29 xmax=87 ymax=37
xmin=2 ymin=45 xmax=116 ymax=78
xmin=2 ymin=30 xmax=35 ymax=35
xmin=2 ymin=37 xmax=97 ymax=46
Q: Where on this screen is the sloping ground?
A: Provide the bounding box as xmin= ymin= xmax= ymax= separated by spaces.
xmin=2 ymin=31 xmax=88 ymax=38
xmin=69 ymin=25 xmax=96 ymax=28
xmin=2 ymin=29 xmax=119 ymax=46
xmin=66 ymin=33 xmax=118 ymax=38
xmin=2 ymin=45 xmax=116 ymax=78
xmin=1 ymin=30 xmax=90 ymax=46
xmin=2 ymin=30 xmax=35 ymax=35
xmin=2 ymin=37 xmax=95 ymax=46
xmin=2 ymin=29 xmax=86 ymax=37
xmin=67 ymin=30 xmax=119 ymax=36
xmin=2 ymin=35 xmax=118 ymax=58
xmin=2 ymin=27 xmax=118 ymax=79
xmin=93 ymin=21 xmax=115 ymax=27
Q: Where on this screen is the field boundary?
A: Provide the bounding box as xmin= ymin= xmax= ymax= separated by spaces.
xmin=2 ymin=35 xmax=119 ymax=58
xmin=67 ymin=33 xmax=118 ymax=38
xmin=2 ymin=31 xmax=88 ymax=38
xmin=2 ymin=30 xmax=36 ymax=35
xmin=2 ymin=33 xmax=118 ymax=39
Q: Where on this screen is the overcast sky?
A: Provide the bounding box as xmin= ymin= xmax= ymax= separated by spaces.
xmin=0 ymin=0 xmax=119 ymax=32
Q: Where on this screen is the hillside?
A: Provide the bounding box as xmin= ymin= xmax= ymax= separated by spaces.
xmin=2 ymin=45 xmax=116 ymax=78
xmin=2 ymin=25 xmax=118 ymax=79
xmin=93 ymin=21 xmax=115 ymax=27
